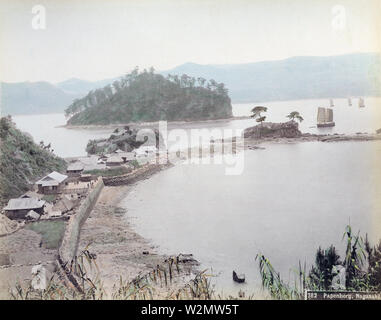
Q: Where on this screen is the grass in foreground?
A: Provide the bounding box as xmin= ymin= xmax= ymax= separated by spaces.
xmin=9 ymin=248 xmax=221 ymax=300
xmin=25 ymin=220 xmax=66 ymax=249
xmin=256 ymin=225 xmax=381 ymax=299
xmin=11 ymin=224 xmax=381 ymax=300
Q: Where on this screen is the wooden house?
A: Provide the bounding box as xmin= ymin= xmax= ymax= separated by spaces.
xmin=35 ymin=171 xmax=68 ymax=194
xmin=66 ymin=162 xmax=84 ymax=177
xmin=4 ymin=198 xmax=46 ymax=219
xmin=106 ymin=156 xmax=124 ymax=167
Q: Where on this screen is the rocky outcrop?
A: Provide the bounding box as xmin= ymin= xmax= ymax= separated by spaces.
xmin=243 ymin=121 xmax=302 ymax=139
xmin=86 ymin=126 xmax=164 ymax=155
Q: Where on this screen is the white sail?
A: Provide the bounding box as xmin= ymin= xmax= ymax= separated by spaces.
xmin=317 ymin=107 xmax=326 ymax=123
xmin=317 ymin=107 xmax=334 ymax=124
xmin=359 ymin=97 xmax=365 ymax=108
xmin=326 ymin=108 xmax=334 ymax=122
xmin=330 ymin=99 xmax=334 ymax=107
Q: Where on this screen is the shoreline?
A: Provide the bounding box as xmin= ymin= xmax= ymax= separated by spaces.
xmin=2 ymin=131 xmax=380 ymax=298
xmin=76 ymin=164 xmax=199 ymax=298
xmin=59 ymin=116 xmax=251 ymax=129
xmin=240 ymin=132 xmax=381 ymax=148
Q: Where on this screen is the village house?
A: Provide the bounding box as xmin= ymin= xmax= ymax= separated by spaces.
xmin=35 ymin=171 xmax=68 ymax=194
xmin=106 ymin=155 xmax=124 ymax=166
xmin=52 ymin=197 xmax=74 ymax=214
xmin=3 ymin=198 xmax=46 ymax=220
xmin=66 ymin=162 xmax=84 ymax=177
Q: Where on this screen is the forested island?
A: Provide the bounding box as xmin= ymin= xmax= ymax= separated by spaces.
xmin=65 ymin=68 xmax=233 ymax=125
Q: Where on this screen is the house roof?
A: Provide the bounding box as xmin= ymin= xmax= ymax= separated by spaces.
xmin=19 ymin=191 xmax=44 ymax=199
xmin=36 ymin=171 xmax=68 ymax=186
xmin=83 ymin=164 xmax=106 ymax=171
xmin=4 ymin=198 xmax=46 ymax=211
xmin=53 ymin=198 xmax=74 ymax=212
xmin=106 ymin=156 xmax=124 ymax=163
xmin=67 ymin=162 xmax=84 ymax=171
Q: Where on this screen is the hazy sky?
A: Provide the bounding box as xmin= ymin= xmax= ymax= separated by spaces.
xmin=0 ymin=0 xmax=380 ymax=83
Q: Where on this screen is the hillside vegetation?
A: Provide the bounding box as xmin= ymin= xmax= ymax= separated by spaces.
xmin=0 ymin=116 xmax=67 ymax=206
xmin=65 ymin=68 xmax=232 ymax=125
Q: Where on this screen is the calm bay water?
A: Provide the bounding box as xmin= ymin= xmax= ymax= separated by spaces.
xmin=12 ymin=97 xmax=381 ymax=157
xmin=120 ymin=141 xmax=381 ymax=296
xmin=11 ymin=98 xmax=381 ymax=295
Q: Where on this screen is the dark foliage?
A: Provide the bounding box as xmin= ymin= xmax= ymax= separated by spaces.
xmin=308 ymin=246 xmax=342 ymax=290
xmin=65 ymin=68 xmax=232 ymax=125
xmin=0 ymin=117 xmax=66 ymax=205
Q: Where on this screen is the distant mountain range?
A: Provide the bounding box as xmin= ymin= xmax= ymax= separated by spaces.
xmin=0 ymin=78 xmax=118 ymax=115
xmin=1 ymin=53 xmax=380 ymax=115
xmin=161 ymin=53 xmax=381 ymax=102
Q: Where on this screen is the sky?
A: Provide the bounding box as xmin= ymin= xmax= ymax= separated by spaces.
xmin=0 ymin=0 xmax=380 ymax=83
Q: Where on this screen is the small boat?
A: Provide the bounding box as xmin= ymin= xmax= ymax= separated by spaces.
xmin=317 ymin=107 xmax=335 ymax=128
xmin=348 ymin=98 xmax=352 ymax=106
xmin=359 ymin=97 xmax=365 ymax=108
xmin=232 ymin=271 xmax=245 ymax=283
xmin=330 ymin=99 xmax=334 ymax=107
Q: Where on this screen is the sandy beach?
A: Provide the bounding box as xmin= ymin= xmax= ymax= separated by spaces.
xmin=77 ymin=183 xmax=198 ymax=298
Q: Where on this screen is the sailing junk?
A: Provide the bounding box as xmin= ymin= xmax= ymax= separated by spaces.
xmin=330 ymin=99 xmax=334 ymax=107
xmin=348 ymin=98 xmax=352 ymax=106
xmin=359 ymin=97 xmax=365 ymax=108
xmin=317 ymin=107 xmax=335 ymax=128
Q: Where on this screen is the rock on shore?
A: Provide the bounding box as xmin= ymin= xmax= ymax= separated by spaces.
xmin=244 ymin=121 xmax=301 ymax=139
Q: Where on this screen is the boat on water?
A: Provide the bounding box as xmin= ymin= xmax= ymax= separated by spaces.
xmin=348 ymin=97 xmax=352 ymax=106
xmin=232 ymin=271 xmax=245 ymax=283
xmin=317 ymin=107 xmax=335 ymax=128
xmin=330 ymin=99 xmax=334 ymax=107
xmin=359 ymin=97 xmax=365 ymax=108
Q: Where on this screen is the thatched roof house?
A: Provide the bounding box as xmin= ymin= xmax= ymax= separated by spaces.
xmin=66 ymin=162 xmax=84 ymax=176
xmin=106 ymin=156 xmax=124 ymax=166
